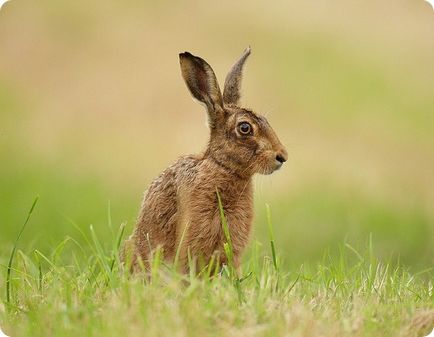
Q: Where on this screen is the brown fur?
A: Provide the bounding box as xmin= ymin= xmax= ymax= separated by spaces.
xmin=121 ymin=47 xmax=287 ymax=273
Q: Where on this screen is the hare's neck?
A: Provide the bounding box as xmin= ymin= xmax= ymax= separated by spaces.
xmin=204 ymin=155 xmax=253 ymax=201
xmin=205 ymin=151 xmax=253 ymax=181
xmin=215 ymin=172 xmax=253 ymax=204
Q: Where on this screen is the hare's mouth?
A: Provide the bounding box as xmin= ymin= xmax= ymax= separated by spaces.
xmin=270 ymin=160 xmax=284 ymax=173
xmin=258 ymin=160 xmax=282 ymax=175
xmin=274 ymin=160 xmax=283 ymax=171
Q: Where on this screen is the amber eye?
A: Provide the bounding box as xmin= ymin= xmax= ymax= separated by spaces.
xmin=238 ymin=122 xmax=252 ymax=135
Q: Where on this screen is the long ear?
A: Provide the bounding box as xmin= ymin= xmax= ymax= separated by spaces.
xmin=223 ymin=47 xmax=251 ymax=105
xmin=179 ymin=52 xmax=224 ymax=128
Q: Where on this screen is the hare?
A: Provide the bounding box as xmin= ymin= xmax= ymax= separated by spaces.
xmin=122 ymin=47 xmax=287 ymax=273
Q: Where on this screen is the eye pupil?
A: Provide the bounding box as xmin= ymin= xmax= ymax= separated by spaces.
xmin=239 ymin=123 xmax=251 ymax=134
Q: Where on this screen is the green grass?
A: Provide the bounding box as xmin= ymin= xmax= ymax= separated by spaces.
xmin=0 ymin=201 xmax=433 ymax=337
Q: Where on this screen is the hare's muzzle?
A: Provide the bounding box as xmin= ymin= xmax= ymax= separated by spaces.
xmin=274 ymin=148 xmax=288 ymax=170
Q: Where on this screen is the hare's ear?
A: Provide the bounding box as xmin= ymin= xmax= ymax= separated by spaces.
xmin=223 ymin=47 xmax=251 ymax=105
xmin=179 ymin=52 xmax=224 ymax=128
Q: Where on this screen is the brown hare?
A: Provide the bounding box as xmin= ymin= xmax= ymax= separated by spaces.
xmin=122 ymin=47 xmax=287 ymax=273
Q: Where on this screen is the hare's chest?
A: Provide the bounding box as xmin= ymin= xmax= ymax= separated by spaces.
xmin=195 ymin=187 xmax=254 ymax=253
xmin=176 ymin=175 xmax=254 ymax=258
xmin=223 ymin=198 xmax=254 ymax=253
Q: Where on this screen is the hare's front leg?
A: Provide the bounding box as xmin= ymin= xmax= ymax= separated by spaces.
xmin=180 ymin=210 xmax=249 ymax=273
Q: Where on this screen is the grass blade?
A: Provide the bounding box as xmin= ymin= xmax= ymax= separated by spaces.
xmin=6 ymin=196 xmax=39 ymax=305
xmin=265 ymin=204 xmax=278 ymax=272
xmin=109 ymin=222 xmax=126 ymax=272
xmin=216 ymin=189 xmax=233 ymax=267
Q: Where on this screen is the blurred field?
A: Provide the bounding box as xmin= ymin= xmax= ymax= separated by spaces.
xmin=1 ymin=0 xmax=433 ymax=271
xmin=1 ymin=1 xmax=434 ymax=336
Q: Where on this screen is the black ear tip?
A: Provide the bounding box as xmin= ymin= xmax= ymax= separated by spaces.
xmin=179 ymin=52 xmax=193 ymax=59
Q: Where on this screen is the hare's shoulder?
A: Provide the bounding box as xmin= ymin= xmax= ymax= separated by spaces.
xmin=145 ymin=155 xmax=201 ymax=197
xmin=137 ymin=155 xmax=201 ymax=239
xmin=171 ymin=155 xmax=202 ymax=182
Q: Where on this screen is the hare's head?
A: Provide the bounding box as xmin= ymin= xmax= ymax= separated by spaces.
xmin=179 ymin=47 xmax=287 ymax=178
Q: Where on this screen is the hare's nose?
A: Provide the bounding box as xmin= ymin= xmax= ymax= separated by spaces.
xmin=275 ymin=148 xmax=288 ymax=164
xmin=276 ymin=153 xmax=287 ymax=164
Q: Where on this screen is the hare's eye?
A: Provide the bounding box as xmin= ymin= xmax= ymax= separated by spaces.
xmin=238 ymin=122 xmax=252 ymax=135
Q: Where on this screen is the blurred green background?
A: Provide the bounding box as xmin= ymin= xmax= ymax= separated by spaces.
xmin=0 ymin=0 xmax=433 ymax=270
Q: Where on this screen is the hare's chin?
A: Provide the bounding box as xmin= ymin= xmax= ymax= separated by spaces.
xmin=259 ymin=164 xmax=281 ymax=175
